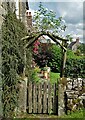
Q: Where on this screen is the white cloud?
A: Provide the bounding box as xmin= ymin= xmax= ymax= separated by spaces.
xmin=56 ymin=2 xmax=83 ymax=42
xmin=29 ymin=2 xmax=83 ymax=42
xmin=56 ymin=2 xmax=83 ymax=24
xmin=76 ymin=23 xmax=83 ymax=30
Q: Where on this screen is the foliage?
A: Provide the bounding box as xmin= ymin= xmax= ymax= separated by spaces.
xmin=1 ymin=10 xmax=32 ymax=117
xmin=31 ymin=70 xmax=40 ymax=83
xmin=34 ymin=44 xmax=62 ymax=73
xmin=74 ymin=49 xmax=81 ymax=56
xmin=33 ymin=2 xmax=66 ymax=35
xmin=66 ymin=34 xmax=73 ymax=42
xmin=34 ymin=41 xmax=85 ymax=78
xmin=50 ymin=72 xmax=60 ymax=84
xmin=25 ymin=48 xmax=33 ymax=81
xmin=33 ymin=39 xmax=40 ymax=54
xmin=77 ymin=43 xmax=85 ymax=55
xmin=48 ymin=45 xmax=62 ymax=73
xmin=65 ymin=54 xmax=85 ymax=78
xmin=32 ymin=3 xmax=71 ymax=74
xmin=61 ymin=109 xmax=84 ymax=118
xmin=49 ymin=47 xmax=85 ymax=78
xmin=67 ymin=49 xmax=76 ymax=58
xmin=31 ymin=66 xmax=41 ymax=83
xmin=33 ymin=43 xmax=52 ymax=67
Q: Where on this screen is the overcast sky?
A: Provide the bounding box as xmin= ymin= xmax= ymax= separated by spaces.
xmin=28 ymin=1 xmax=84 ymax=43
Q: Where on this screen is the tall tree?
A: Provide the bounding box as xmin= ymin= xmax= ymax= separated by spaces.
xmin=32 ymin=3 xmax=68 ymax=73
xmin=33 ymin=2 xmax=66 ymax=35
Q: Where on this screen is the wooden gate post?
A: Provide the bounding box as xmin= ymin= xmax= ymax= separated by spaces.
xmin=60 ymin=41 xmax=67 ymax=78
xmin=58 ymin=41 xmax=67 ymax=116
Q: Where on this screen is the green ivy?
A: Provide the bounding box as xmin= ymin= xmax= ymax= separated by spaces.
xmin=1 ymin=10 xmax=32 ymax=117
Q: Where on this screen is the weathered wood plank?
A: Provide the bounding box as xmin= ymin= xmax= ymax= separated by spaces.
xmin=48 ymin=83 xmax=51 ymax=113
xmin=28 ymin=81 xmax=32 ymax=113
xmin=37 ymin=83 xmax=42 ymax=113
xmin=33 ymin=82 xmax=37 ymax=113
xmin=53 ymin=83 xmax=57 ymax=114
xmin=27 ymin=81 xmax=57 ymax=114
xmin=43 ymin=82 xmax=47 ymax=113
xmin=48 ymin=82 xmax=53 ymax=113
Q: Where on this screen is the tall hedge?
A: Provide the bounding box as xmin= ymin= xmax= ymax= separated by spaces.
xmin=1 ymin=10 xmax=32 ymax=117
xmin=65 ymin=56 xmax=85 ymax=78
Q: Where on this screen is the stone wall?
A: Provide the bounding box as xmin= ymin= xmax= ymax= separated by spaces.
xmin=65 ymin=78 xmax=85 ymax=114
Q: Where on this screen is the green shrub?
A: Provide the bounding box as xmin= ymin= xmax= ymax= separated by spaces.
xmin=65 ymin=55 xmax=85 ymax=78
xmin=67 ymin=49 xmax=75 ymax=58
xmin=31 ymin=67 xmax=41 ymax=83
xmin=34 ymin=42 xmax=85 ymax=78
xmin=48 ymin=45 xmax=62 ymax=73
xmin=33 ymin=44 xmax=62 ymax=73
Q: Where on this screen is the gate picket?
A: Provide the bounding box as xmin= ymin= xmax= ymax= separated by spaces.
xmin=28 ymin=81 xmax=32 ymax=113
xmin=38 ymin=83 xmax=42 ymax=113
xmin=43 ymin=82 xmax=47 ymax=113
xmin=48 ymin=82 xmax=52 ymax=114
xmin=33 ymin=82 xmax=37 ymax=113
xmin=27 ymin=81 xmax=57 ymax=114
xmin=53 ymin=83 xmax=57 ymax=114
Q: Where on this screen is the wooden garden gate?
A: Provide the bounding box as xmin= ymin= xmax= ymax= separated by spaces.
xmin=27 ymin=81 xmax=58 ymax=114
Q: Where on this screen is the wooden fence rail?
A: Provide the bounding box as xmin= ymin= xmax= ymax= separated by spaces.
xmin=27 ymin=81 xmax=58 ymax=114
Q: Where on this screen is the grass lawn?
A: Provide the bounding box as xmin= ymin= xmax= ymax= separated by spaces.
xmin=61 ymin=109 xmax=85 ymax=118
xmin=50 ymin=72 xmax=60 ymax=84
xmin=13 ymin=109 xmax=85 ymax=119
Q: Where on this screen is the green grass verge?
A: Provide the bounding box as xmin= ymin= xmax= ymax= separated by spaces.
xmin=13 ymin=109 xmax=85 ymax=119
xmin=61 ymin=109 xmax=85 ymax=118
xmin=50 ymin=72 xmax=60 ymax=84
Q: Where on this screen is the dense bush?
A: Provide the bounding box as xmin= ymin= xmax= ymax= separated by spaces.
xmin=65 ymin=57 xmax=85 ymax=78
xmin=33 ymin=44 xmax=62 ymax=73
xmin=48 ymin=45 xmax=62 ymax=72
xmin=65 ymin=50 xmax=85 ymax=78
xmin=77 ymin=43 xmax=85 ymax=55
xmin=34 ymin=43 xmax=85 ymax=78
xmin=33 ymin=43 xmax=53 ymax=67
xmin=1 ymin=10 xmax=32 ymax=117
